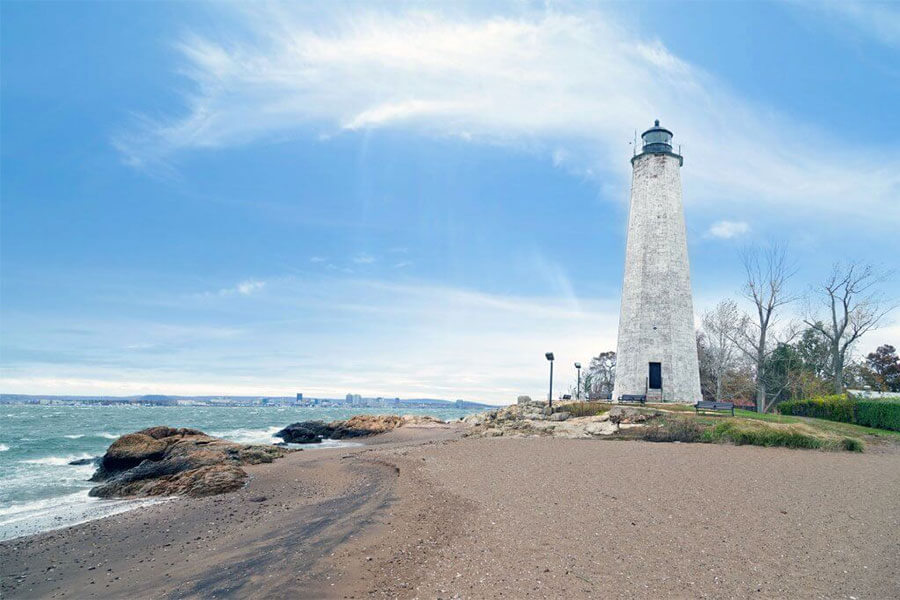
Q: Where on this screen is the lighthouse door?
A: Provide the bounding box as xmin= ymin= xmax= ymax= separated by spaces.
xmin=648 ymin=362 xmax=662 ymax=390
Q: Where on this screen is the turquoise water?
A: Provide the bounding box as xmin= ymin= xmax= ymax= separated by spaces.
xmin=0 ymin=404 xmax=477 ymax=540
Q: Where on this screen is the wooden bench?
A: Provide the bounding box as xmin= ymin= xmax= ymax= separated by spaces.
xmin=694 ymin=400 xmax=735 ymax=416
xmin=618 ymin=394 xmax=646 ymax=405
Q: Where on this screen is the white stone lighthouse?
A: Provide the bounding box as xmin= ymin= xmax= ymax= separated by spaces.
xmin=612 ymin=120 xmax=701 ymax=403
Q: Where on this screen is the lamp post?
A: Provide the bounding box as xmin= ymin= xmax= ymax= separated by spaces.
xmin=545 ymin=352 xmax=555 ymax=407
xmin=575 ymin=362 xmax=582 ymax=401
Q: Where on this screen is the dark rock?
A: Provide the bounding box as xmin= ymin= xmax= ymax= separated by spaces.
xmin=277 ymin=414 xmax=440 ymax=444
xmin=88 ymin=427 xmax=288 ymax=498
xmin=275 ymin=422 xmax=328 ymax=444
xmin=68 ymin=457 xmax=100 ymax=466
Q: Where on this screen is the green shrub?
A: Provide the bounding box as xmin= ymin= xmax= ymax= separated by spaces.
xmin=840 ymin=437 xmax=865 ymax=452
xmin=778 ymin=394 xmax=900 ymax=432
xmin=854 ymin=400 xmax=900 ymax=432
xmin=777 ymin=395 xmax=855 ymax=423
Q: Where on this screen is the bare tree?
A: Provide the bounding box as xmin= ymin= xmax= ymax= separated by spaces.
xmin=587 ymin=351 xmax=616 ymax=399
xmin=804 ymin=262 xmax=897 ymax=394
xmin=702 ymin=299 xmax=741 ymax=401
xmin=725 ymin=244 xmax=798 ymax=412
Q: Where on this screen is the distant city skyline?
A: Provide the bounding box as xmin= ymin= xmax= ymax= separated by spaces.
xmin=2 ymin=1 xmax=898 ymax=404
xmin=0 ymin=393 xmax=494 ymax=408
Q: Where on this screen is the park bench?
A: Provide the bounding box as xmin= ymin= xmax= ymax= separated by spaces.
xmin=618 ymin=394 xmax=646 ymax=405
xmin=694 ymin=400 xmax=735 ymax=416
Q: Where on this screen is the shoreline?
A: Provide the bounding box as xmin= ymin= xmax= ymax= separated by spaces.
xmin=0 ymin=436 xmax=365 ymax=543
xmin=0 ymin=491 xmax=172 ymax=544
xmin=0 ymin=423 xmax=463 ymax=598
xmin=3 ymin=423 xmax=899 ymax=598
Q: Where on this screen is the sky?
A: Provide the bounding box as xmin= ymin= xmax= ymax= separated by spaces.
xmin=1 ymin=1 xmax=898 ymax=404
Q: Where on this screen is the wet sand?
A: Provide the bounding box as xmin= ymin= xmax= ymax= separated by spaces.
xmin=3 ymin=425 xmax=899 ymax=599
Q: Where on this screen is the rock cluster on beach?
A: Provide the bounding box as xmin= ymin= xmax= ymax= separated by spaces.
xmin=276 ymin=414 xmax=445 ymax=444
xmin=89 ymin=426 xmax=289 ymax=499
xmin=462 ymin=396 xmax=654 ymax=438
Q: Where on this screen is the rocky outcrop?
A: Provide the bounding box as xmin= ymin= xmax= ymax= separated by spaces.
xmin=89 ymin=427 xmax=289 ymax=499
xmin=463 ymin=400 xmax=659 ymax=439
xmin=276 ymin=414 xmax=445 ymax=444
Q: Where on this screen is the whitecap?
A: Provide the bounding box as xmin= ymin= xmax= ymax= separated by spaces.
xmin=63 ymin=434 xmax=85 ymax=439
xmin=97 ymin=432 xmax=119 ymax=439
xmin=22 ymin=454 xmax=95 ymax=466
xmin=211 ymin=425 xmax=282 ymax=445
xmin=0 ymin=443 xmax=9 ymax=452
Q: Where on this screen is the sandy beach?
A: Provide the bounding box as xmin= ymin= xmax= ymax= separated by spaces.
xmin=2 ymin=423 xmax=899 ymax=599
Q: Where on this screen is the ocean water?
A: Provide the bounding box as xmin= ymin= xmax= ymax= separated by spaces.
xmin=0 ymin=404 xmax=477 ymax=541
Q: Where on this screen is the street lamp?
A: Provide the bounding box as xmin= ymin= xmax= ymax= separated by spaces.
xmin=545 ymin=352 xmax=555 ymax=407
xmin=575 ymin=362 xmax=582 ymax=401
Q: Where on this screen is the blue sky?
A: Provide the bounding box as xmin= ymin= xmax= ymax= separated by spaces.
xmin=2 ymin=1 xmax=898 ymax=403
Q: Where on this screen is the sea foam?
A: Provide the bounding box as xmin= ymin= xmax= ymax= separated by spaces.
xmin=22 ymin=454 xmax=95 ymax=466
xmin=0 ymin=490 xmax=169 ymax=542
xmin=211 ymin=425 xmax=283 ymax=445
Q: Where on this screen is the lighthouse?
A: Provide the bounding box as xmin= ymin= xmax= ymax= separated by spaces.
xmin=612 ymin=121 xmax=701 ymax=403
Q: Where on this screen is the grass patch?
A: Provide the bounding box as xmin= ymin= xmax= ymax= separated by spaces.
xmin=840 ymin=437 xmax=865 ymax=452
xmin=625 ymin=413 xmax=865 ymax=452
xmin=641 ymin=416 xmax=706 ymax=443
xmin=736 ymin=409 xmax=900 ymax=440
xmin=555 ymin=401 xmax=611 ymax=417
xmin=701 ymin=419 xmax=863 ymax=452
xmin=645 ymin=403 xmax=694 ymax=412
xmin=734 ymin=409 xmax=799 ymax=423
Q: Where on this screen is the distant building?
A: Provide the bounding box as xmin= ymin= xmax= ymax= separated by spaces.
xmin=296 ymin=393 xmax=303 ymax=401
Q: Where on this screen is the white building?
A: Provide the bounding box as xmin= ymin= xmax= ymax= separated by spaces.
xmin=612 ymin=121 xmax=702 ymax=403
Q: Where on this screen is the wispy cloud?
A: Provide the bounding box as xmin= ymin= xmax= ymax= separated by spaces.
xmin=309 ymin=256 xmax=326 ymax=263
xmin=211 ymin=279 xmax=266 ymax=297
xmin=796 ymin=0 xmax=900 ymax=48
xmin=352 ymin=252 xmax=376 ymax=264
xmin=707 ymin=220 xmax=750 ymax=239
xmin=392 ymin=261 xmax=412 ymax=269
xmin=114 ymin=5 xmax=900 ymax=224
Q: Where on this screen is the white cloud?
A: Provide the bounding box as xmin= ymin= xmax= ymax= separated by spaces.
xmin=0 ymin=277 xmax=619 ymax=404
xmin=352 ymin=252 xmax=376 ymax=264
xmin=707 ymin=220 xmax=750 ymax=239
xmin=393 ymin=261 xmax=412 ymax=269
xmin=309 ymin=256 xmax=326 ymax=263
xmin=210 ymin=279 xmax=266 ymax=297
xmin=114 ymin=5 xmax=900 ymax=225
xmin=236 ymin=280 xmax=265 ymax=295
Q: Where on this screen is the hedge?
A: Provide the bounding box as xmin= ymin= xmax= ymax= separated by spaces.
xmin=777 ymin=394 xmax=900 ymax=432
xmin=777 ymin=395 xmax=855 ymax=422
xmin=854 ymin=400 xmax=900 ymax=432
